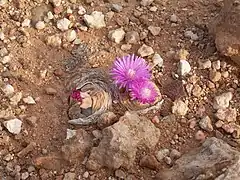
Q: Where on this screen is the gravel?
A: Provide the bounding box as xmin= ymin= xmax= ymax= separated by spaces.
xmin=172 ymin=99 xmax=189 ymax=116
xmin=125 ymin=31 xmax=140 ymax=44
xmin=35 ymin=21 xmax=45 ymax=30
xmin=199 ymin=116 xmax=213 ymax=132
xmin=138 ymin=44 xmax=154 ymax=57
xmin=23 ymin=96 xmax=36 ymax=105
xmin=178 ymin=60 xmax=191 ymax=76
xmin=108 ymin=28 xmax=125 ymax=44
xmin=3 ymin=118 xmax=22 ymax=134
xmin=213 ymin=92 xmax=233 ymax=110
xmin=83 ymin=11 xmax=106 ymax=29
xmin=57 ymin=18 xmax=71 ymax=31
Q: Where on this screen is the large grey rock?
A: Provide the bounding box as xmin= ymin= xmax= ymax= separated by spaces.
xmin=86 ymin=112 xmax=160 ymax=170
xmin=209 ymin=0 xmax=240 ymax=65
xmin=61 ymin=129 xmax=93 ymax=163
xmin=156 ymin=137 xmax=240 ymax=180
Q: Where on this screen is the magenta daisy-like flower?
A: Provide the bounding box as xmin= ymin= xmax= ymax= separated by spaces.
xmin=130 ymin=80 xmax=158 ymax=104
xmin=70 ymin=89 xmax=82 ymax=103
xmin=111 ymin=54 xmax=151 ymax=89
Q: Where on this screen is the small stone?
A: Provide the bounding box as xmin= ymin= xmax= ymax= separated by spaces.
xmin=83 ymin=171 xmax=89 ymax=178
xmin=1 ymin=55 xmax=11 ymax=64
xmin=63 ymin=172 xmax=75 ymax=180
xmin=148 ymin=26 xmax=161 ymax=36
xmin=121 ymin=44 xmax=132 ymax=51
xmin=57 ymin=18 xmax=70 ymax=31
xmin=164 ymin=156 xmax=172 ymax=165
xmin=140 ymin=31 xmax=148 ymax=40
xmin=156 ymin=149 xmax=170 ymax=162
xmin=192 ymin=85 xmax=202 ymax=97
xmin=66 ymin=129 xmax=76 ymax=140
xmin=108 ymin=28 xmax=125 ymax=44
xmin=46 ymin=35 xmax=62 ymax=47
xmin=51 ymin=0 xmax=61 ymax=7
xmin=27 ymin=166 xmax=35 ymax=173
xmin=222 ymin=124 xmax=234 ymax=134
xmin=0 ymin=47 xmax=8 ymax=57
xmin=47 ymin=11 xmax=54 ymax=20
xmin=152 ymin=116 xmax=160 ymax=124
xmin=152 ymin=53 xmax=163 ymax=67
xmin=115 ymin=169 xmax=126 ymax=179
xmin=140 ymin=0 xmax=154 ymax=6
xmin=22 ymin=19 xmax=31 ymax=27
xmin=199 ymin=60 xmax=211 ymax=69
xmin=212 ymin=60 xmax=221 ymax=70
xmin=150 ymin=6 xmax=158 ymax=12
xmin=0 ymin=31 xmax=4 ymax=40
xmin=72 ymin=39 xmax=81 ymax=45
xmin=213 ymin=92 xmax=233 ymax=110
xmin=42 ymin=149 xmax=48 ymax=155
xmin=1 ymin=84 xmax=14 ymax=96
xmin=3 ymin=154 xmax=13 ymax=161
xmin=125 ymin=31 xmax=140 ymax=44
xmin=215 ymin=120 xmax=224 ymax=128
xmin=23 ymin=96 xmax=36 ymax=105
xmin=185 ymin=84 xmax=193 ymax=95
xmin=178 ymin=60 xmax=191 ymax=76
xmin=222 ymin=71 xmax=229 ymax=78
xmin=111 ymin=4 xmax=123 ymax=13
xmin=184 ymin=30 xmax=198 ymax=41
xmin=26 ymin=116 xmax=38 ymax=127
xmin=209 ymin=70 xmax=221 ymax=82
xmin=207 ymin=81 xmax=215 ymax=89
xmin=10 ymin=92 xmax=23 ymax=106
xmin=172 ymin=99 xmax=188 ymax=116
xmin=199 ymin=116 xmax=213 ymax=132
xmin=35 ymin=21 xmax=45 ymax=30
xmin=116 ymin=15 xmax=129 ymax=26
xmin=195 ymin=130 xmax=206 ymax=141
xmin=64 ymin=30 xmax=77 ymax=42
xmin=78 ymin=6 xmax=86 ymax=15
xmin=170 ymin=149 xmax=181 ymax=160
xmin=140 ymin=155 xmax=159 ymax=170
xmin=45 ymin=87 xmax=57 ymax=95
xmin=0 ymin=0 xmax=8 ymax=6
xmin=105 ymin=11 xmax=114 ymax=22
xmin=189 ymin=118 xmax=197 ymax=129
xmin=138 ymin=44 xmax=154 ymax=57
xmin=83 ymin=11 xmax=106 ymax=29
xmin=3 ymin=119 xmax=22 ymax=135
xmin=21 ymin=172 xmax=29 ymax=180
xmin=170 ymin=14 xmax=178 ymax=23
xmin=215 ymin=108 xmax=237 ymax=122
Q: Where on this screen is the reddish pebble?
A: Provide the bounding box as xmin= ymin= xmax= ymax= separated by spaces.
xmin=195 ymin=130 xmax=206 ymax=141
xmin=152 ymin=116 xmax=160 ymax=123
xmin=54 ymin=69 xmax=64 ymax=77
xmin=189 ymin=118 xmax=197 ymax=129
xmin=54 ymin=6 xmax=63 ymax=14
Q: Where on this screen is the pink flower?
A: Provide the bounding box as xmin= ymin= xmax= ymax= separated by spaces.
xmin=70 ymin=89 xmax=82 ymax=102
xmin=130 ymin=80 xmax=158 ymax=104
xmin=111 ymin=54 xmax=151 ymax=89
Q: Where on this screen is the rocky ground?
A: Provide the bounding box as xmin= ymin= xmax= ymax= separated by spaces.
xmin=0 ymin=0 xmax=240 ymax=179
